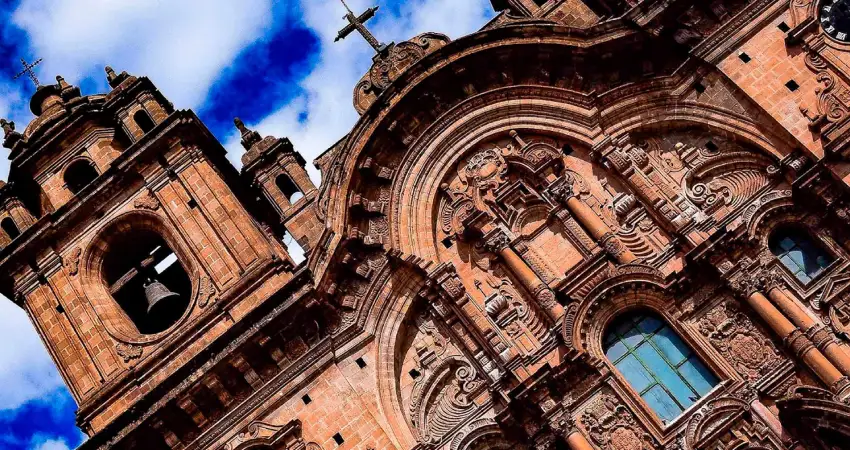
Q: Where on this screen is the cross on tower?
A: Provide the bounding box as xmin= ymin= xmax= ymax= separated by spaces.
xmin=13 ymin=57 xmax=43 ymax=88
xmin=335 ymin=0 xmax=389 ymax=54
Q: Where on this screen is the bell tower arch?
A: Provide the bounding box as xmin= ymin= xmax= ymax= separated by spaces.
xmin=0 ymin=68 xmax=299 ymax=436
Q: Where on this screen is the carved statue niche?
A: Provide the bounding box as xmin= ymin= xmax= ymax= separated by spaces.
xmin=475 ymin=273 xmax=547 ymax=357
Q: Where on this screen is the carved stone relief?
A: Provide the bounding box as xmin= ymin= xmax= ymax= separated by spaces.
xmin=580 ymin=391 xmax=659 ymax=450
xmin=695 ymin=299 xmax=781 ymax=381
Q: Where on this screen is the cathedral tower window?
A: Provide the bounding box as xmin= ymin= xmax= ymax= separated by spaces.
xmin=133 ymin=110 xmax=155 ymax=134
xmin=1 ymin=217 xmax=20 ymax=240
xmin=275 ymin=174 xmax=303 ymax=203
xmin=102 ymin=229 xmax=191 ymax=334
xmin=604 ymin=312 xmax=718 ymax=424
xmin=769 ymin=228 xmax=834 ymax=284
xmin=64 ymin=159 xmax=99 ymax=195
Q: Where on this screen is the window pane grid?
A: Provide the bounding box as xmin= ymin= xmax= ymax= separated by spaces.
xmin=770 ymin=229 xmax=834 ymax=284
xmin=605 ymin=313 xmax=719 ymax=424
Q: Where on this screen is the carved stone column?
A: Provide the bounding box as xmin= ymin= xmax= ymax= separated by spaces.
xmin=732 ymin=276 xmax=850 ymax=399
xmin=483 ymin=228 xmax=564 ymax=323
xmin=549 ymin=180 xmax=637 ymax=264
xmin=764 ymin=278 xmax=850 ymax=377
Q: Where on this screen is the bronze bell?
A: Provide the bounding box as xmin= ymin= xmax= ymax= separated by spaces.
xmin=144 ymin=278 xmax=180 ymax=315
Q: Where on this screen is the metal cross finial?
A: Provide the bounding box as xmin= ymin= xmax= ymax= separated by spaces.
xmin=335 ymin=0 xmax=389 ymax=54
xmin=13 ymin=57 xmax=43 ymax=88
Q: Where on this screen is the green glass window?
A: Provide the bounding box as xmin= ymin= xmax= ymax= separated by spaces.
xmin=604 ymin=312 xmax=719 ymax=424
xmin=769 ymin=229 xmax=834 ymax=284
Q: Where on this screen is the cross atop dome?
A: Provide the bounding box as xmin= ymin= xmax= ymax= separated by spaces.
xmin=13 ymin=57 xmax=43 ymax=88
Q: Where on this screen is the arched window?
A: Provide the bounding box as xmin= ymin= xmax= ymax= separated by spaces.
xmin=769 ymin=228 xmax=834 ymax=284
xmin=1 ymin=217 xmax=20 ymax=240
xmin=64 ymin=160 xmax=99 ymax=195
xmin=275 ymin=174 xmax=303 ymax=203
xmin=102 ymin=230 xmax=191 ymax=334
xmin=134 ymin=110 xmax=155 ymax=134
xmin=604 ymin=312 xmax=718 ymax=424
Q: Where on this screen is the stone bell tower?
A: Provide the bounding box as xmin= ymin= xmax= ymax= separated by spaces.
xmin=0 ymin=68 xmax=299 ymax=440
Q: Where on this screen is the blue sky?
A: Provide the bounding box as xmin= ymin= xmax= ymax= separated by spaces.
xmin=0 ymin=1 xmax=495 ymax=448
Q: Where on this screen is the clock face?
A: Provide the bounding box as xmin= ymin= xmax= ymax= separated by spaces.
xmin=821 ymin=0 xmax=850 ymax=43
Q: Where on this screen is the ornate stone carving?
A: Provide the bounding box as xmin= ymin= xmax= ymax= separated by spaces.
xmin=197 ymin=276 xmax=216 ymax=308
xmin=64 ymin=247 xmax=82 ymax=276
xmin=409 ymin=359 xmax=485 ymax=445
xmin=354 ymin=33 xmax=450 ymax=114
xmin=696 ymin=301 xmax=780 ymax=380
xmin=580 ymin=393 xmax=659 ymax=450
xmin=133 ymin=191 xmax=160 ymax=210
xmin=801 ymin=51 xmax=850 ymax=129
xmin=116 ymin=341 xmax=142 ymax=363
xmin=482 ymin=230 xmax=510 ymax=254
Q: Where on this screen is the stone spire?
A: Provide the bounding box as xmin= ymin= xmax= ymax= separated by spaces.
xmin=234 ymin=117 xmax=262 ymax=151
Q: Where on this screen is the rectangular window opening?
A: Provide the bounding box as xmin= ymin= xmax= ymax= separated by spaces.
xmin=333 ymin=433 xmax=344 ymax=445
xmin=409 ymin=368 xmax=421 ymax=380
xmin=786 ymin=80 xmax=800 ymax=92
xmin=441 ymin=236 xmax=454 ymax=249
xmin=302 ymin=394 xmax=312 ymax=405
xmin=738 ymin=52 xmax=751 ymax=63
xmin=56 ymin=304 xmax=65 ymax=314
xmin=777 ymin=21 xmax=790 ymax=32
xmin=355 ymin=357 xmax=367 ymax=369
xmin=187 ymin=198 xmax=198 ymax=209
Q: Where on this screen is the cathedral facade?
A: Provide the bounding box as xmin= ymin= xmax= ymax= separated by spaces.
xmin=3 ymin=0 xmax=850 ymax=448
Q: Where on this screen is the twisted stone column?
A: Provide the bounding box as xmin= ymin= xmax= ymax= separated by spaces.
xmin=549 ymin=180 xmax=637 ymax=264
xmin=483 ymin=229 xmax=564 ymax=322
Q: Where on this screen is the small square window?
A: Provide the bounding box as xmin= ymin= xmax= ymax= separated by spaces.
xmin=187 ymin=198 xmax=198 ymax=209
xmin=441 ymin=236 xmax=454 ymax=249
xmin=786 ymin=80 xmax=799 ymax=92
xmin=738 ymin=52 xmax=751 ymax=63
xmin=778 ymin=22 xmax=790 ymax=33
xmin=302 ymin=394 xmax=312 ymax=405
xmin=56 ymin=304 xmax=65 ymax=314
xmin=409 ymin=368 xmax=421 ymax=380
xmin=333 ymin=433 xmax=344 ymax=445
xmin=355 ymin=357 xmax=367 ymax=369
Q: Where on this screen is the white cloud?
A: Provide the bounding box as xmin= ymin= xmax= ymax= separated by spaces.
xmin=12 ymin=0 xmax=278 ymax=110
xmin=224 ymin=0 xmax=496 ymax=180
xmin=31 ymin=437 xmax=71 ymax=450
xmin=0 ymin=299 xmax=65 ymax=411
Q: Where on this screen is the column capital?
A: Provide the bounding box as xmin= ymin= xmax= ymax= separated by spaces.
xmin=482 ymin=228 xmax=511 ymax=254
xmin=547 ymin=178 xmax=577 ymax=205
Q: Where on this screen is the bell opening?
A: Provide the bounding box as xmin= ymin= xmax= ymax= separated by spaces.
xmin=103 ymin=230 xmax=191 ymax=334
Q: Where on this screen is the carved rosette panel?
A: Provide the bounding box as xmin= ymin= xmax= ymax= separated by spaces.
xmin=580 ymin=391 xmax=659 ymax=450
xmin=695 ymin=300 xmax=781 ymax=381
